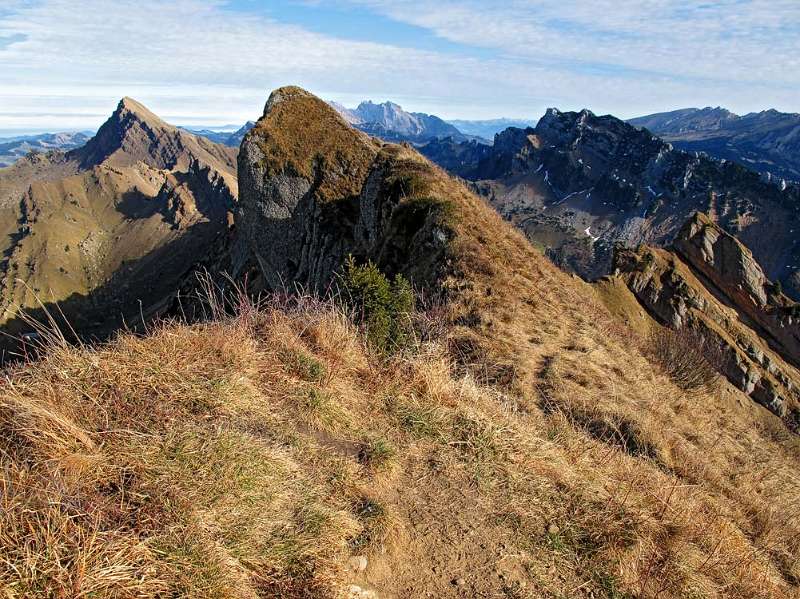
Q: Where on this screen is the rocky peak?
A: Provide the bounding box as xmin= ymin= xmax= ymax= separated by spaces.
xmin=236 ymin=86 xmax=480 ymax=294
xmin=331 ymin=99 xmax=466 ymax=142
xmin=675 ymin=107 xmax=738 ymax=132
xmin=244 ymin=85 xmax=377 ymax=203
xmin=118 ymin=96 xmax=168 ymax=125
xmin=236 ymin=86 xmax=378 ymax=290
xmin=70 ymin=97 xmax=236 ymax=173
xmin=535 ymin=107 xmax=658 ymax=151
xmin=349 ymin=100 xmax=422 ymax=135
xmin=72 ymin=97 xmax=176 ymax=168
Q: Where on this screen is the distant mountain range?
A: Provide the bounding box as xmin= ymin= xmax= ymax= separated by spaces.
xmin=0 ymin=131 xmax=93 ymax=167
xmin=330 ymin=100 xmax=478 ymax=143
xmin=629 ymin=107 xmax=800 ymax=182
xmin=418 ymin=107 xmax=800 ymax=298
xmin=185 ymin=100 xmax=529 ymax=147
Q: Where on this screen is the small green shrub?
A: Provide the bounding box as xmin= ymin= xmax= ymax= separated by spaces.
xmin=357 ymin=437 xmax=395 ymax=470
xmin=281 ymin=348 xmax=326 ymax=383
xmin=342 ymin=257 xmax=414 ymax=354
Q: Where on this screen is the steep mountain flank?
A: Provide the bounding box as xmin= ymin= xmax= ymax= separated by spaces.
xmin=611 ymin=214 xmax=800 ymax=426
xmin=421 ymin=108 xmax=800 ymax=296
xmin=0 ymin=99 xmax=237 ymax=347
xmin=630 ymin=107 xmax=800 ymax=182
xmin=74 ymin=97 xmax=237 ymax=170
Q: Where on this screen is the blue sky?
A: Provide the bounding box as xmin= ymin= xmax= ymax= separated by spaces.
xmin=0 ymin=0 xmax=798 ymax=134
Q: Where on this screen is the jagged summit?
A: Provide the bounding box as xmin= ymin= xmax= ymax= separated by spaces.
xmin=421 ymin=103 xmax=800 ymax=292
xmin=117 ymin=96 xmax=169 ymax=125
xmin=244 ymin=85 xmax=377 ymax=205
xmin=330 ymin=97 xmax=468 ymax=142
xmin=72 ymin=97 xmax=236 ymax=171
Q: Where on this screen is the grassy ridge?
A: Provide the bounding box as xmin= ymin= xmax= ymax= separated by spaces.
xmin=1 ymin=288 xmax=798 ymax=597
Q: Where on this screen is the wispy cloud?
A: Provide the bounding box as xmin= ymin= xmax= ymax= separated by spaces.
xmin=343 ymin=0 xmax=800 ymax=84
xmin=0 ymin=0 xmax=797 ymax=132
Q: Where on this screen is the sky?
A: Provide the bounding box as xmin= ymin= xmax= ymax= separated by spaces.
xmin=1 ymin=0 xmax=799 ymax=134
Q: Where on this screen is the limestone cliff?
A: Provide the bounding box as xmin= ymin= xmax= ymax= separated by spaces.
xmin=674 ymin=212 xmax=800 ymax=367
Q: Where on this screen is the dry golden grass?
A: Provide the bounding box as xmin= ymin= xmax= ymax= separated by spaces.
xmin=1 ymin=284 xmax=798 ymax=598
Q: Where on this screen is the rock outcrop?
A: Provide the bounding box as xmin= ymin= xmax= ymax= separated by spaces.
xmin=614 ymin=213 xmax=800 ymax=424
xmin=673 ymin=212 xmax=800 ymax=369
xmin=418 ymin=107 xmax=800 ymax=295
xmin=674 ymin=212 xmax=768 ymax=308
xmin=236 ymin=87 xmax=457 ymax=294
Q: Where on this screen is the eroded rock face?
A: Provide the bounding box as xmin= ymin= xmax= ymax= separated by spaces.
xmin=614 ymin=224 xmax=800 ymax=422
xmin=674 ymin=212 xmax=800 ymax=369
xmin=236 ymin=87 xmax=455 ymax=294
xmin=674 ymin=212 xmax=768 ymax=307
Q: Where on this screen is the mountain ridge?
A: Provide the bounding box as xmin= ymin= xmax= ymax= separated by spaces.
xmin=418 ymin=106 xmax=800 ymax=297
xmin=0 ymin=97 xmax=237 ymax=347
xmin=629 ymin=106 xmax=800 ymax=182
